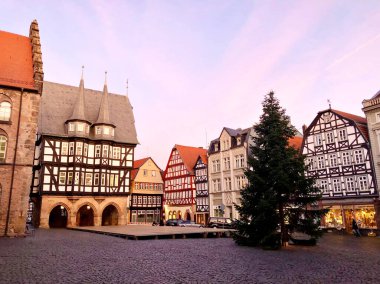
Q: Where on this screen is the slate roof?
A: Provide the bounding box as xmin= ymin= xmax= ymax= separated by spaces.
xmin=173 ymin=145 xmax=207 ymax=175
xmin=39 ymin=81 xmax=138 ymax=144
xmin=208 ymin=127 xmax=253 ymax=153
xmin=0 ymin=30 xmax=35 ymax=90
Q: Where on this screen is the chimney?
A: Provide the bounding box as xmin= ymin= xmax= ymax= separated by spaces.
xmin=29 ymin=19 xmax=44 ymax=94
xmin=302 ymin=124 xmax=307 ymax=134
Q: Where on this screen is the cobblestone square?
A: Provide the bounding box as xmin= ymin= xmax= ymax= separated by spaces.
xmin=0 ymin=229 xmax=379 ymax=283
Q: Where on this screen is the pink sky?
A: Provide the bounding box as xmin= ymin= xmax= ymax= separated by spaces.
xmin=2 ymin=0 xmax=380 ymax=168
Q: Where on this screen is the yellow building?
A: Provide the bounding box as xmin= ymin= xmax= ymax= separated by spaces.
xmin=130 ymin=157 xmax=163 ymax=224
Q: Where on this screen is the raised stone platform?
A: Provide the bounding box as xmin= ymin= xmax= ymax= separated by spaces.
xmin=68 ymin=225 xmax=234 ymax=240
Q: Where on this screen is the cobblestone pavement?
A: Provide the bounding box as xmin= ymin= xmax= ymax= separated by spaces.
xmin=0 ymin=229 xmax=379 ymax=284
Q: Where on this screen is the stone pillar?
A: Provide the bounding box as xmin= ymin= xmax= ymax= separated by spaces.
xmin=29 ymin=19 xmax=44 ymax=93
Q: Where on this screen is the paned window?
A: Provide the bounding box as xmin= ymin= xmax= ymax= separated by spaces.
xmin=61 ymin=142 xmax=68 ymax=155
xmin=317 ymin=156 xmax=325 ymax=169
xmin=68 ymin=123 xmax=74 ymax=131
xmin=151 ymin=170 xmax=156 ymax=177
xmin=354 ymin=150 xmax=364 ymax=164
xmin=319 ymin=180 xmax=328 ymax=193
xmin=85 ymin=173 xmax=92 ymax=185
xmin=326 ymin=132 xmax=334 ymax=144
xmin=95 ymin=145 xmax=101 ymax=157
xmin=345 ymin=177 xmax=355 ymax=191
xmin=315 ymin=134 xmax=322 ymax=146
xmin=94 ymin=173 xmax=99 ymax=186
xmin=104 ymin=127 xmax=109 ymax=135
xmin=101 ymin=174 xmax=106 ymax=186
xmin=225 ymin=177 xmax=231 ymax=190
xmin=329 ymin=154 xmax=337 ymax=167
xmin=338 ymin=129 xmax=347 ymax=141
xmin=358 ymin=176 xmax=368 ymax=191
xmin=67 ymin=172 xmax=73 ymax=185
xmin=0 ymin=101 xmax=11 ymax=121
xmin=103 ymin=145 xmax=108 ymax=157
xmin=214 ymin=143 xmax=219 ymax=151
xmin=83 ymin=144 xmax=88 ymax=156
xmin=307 ymin=158 xmax=315 ymax=170
xmin=59 ymin=172 xmax=66 ymax=185
xmin=342 ymin=152 xmax=351 ymax=166
xmin=224 ymin=157 xmax=230 ymax=170
xmin=113 ymin=147 xmax=120 ymax=159
xmin=76 ymin=142 xmax=83 ymax=155
xmin=96 ymin=127 xmax=101 ymax=135
xmin=77 ymin=123 xmax=84 ymax=132
xmin=332 ymin=178 xmax=341 ymax=192
xmin=69 ymin=142 xmax=74 ymax=155
xmin=0 ymin=135 xmax=7 ymax=162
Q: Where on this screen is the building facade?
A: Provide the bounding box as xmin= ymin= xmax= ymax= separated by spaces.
xmin=194 ymin=154 xmax=209 ymax=225
xmin=0 ymin=20 xmax=44 ymax=236
xmin=163 ymin=144 xmax=207 ymax=222
xmin=302 ymin=109 xmax=378 ymax=232
xmin=361 ymin=92 xmax=380 ymax=229
xmin=208 ymin=127 xmax=253 ymax=220
xmin=30 ymin=75 xmax=138 ymax=228
xmin=130 ymin=157 xmax=163 ymax=224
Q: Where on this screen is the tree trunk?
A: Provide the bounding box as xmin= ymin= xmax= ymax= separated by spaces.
xmin=279 ymin=201 xmax=287 ymax=246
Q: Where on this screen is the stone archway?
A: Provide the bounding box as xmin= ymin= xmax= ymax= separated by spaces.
xmin=49 ymin=205 xmax=68 ymax=228
xmin=102 ymin=205 xmax=119 ymax=226
xmin=77 ymin=205 xmax=94 ymax=226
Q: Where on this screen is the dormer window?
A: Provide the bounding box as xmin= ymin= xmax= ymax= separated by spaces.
xmin=68 ymin=123 xmax=74 ymax=132
xmin=96 ymin=127 xmax=101 ymax=135
xmin=215 ymin=143 xmax=219 ymax=151
xmin=104 ymin=127 xmax=109 ymax=135
xmin=237 ymin=137 xmax=241 ymax=145
xmin=111 ymin=128 xmax=115 ymax=136
xmin=77 ymin=123 xmax=84 ymax=132
xmin=86 ymin=125 xmax=90 ymax=134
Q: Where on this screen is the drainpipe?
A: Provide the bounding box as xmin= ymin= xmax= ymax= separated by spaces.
xmin=4 ymin=88 xmax=24 ymax=236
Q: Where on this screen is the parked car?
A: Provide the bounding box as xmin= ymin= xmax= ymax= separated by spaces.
xmin=207 ymin=217 xmax=234 ymax=229
xmin=179 ymin=220 xmax=203 ymax=228
xmin=165 ymin=219 xmax=181 ymax=226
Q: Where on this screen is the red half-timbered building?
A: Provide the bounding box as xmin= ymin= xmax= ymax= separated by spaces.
xmin=30 ymin=73 xmax=138 ymax=228
xmin=302 ymin=109 xmax=378 ymax=232
xmin=163 ymin=145 xmax=207 ymax=222
xmin=194 ymin=154 xmax=209 ymax=225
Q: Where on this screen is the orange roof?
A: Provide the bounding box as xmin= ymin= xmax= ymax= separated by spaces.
xmin=200 ymin=153 xmax=208 ymax=165
xmin=0 ymin=30 xmax=35 ymax=90
xmin=332 ymin=109 xmax=367 ymax=125
xmin=131 ymin=157 xmax=163 ymax=180
xmin=175 ymin=144 xmax=207 ymax=175
xmin=288 ymin=136 xmax=303 ymax=150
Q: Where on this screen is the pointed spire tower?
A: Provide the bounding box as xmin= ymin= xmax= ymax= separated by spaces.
xmin=93 ymin=72 xmax=116 ymax=138
xmin=66 ymin=67 xmax=91 ymax=136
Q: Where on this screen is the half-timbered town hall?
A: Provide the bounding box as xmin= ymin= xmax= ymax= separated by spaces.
xmin=302 ymin=108 xmax=378 ymax=232
xmin=163 ymin=145 xmax=207 ymax=222
xmin=30 ymin=74 xmax=138 ymax=228
xmin=130 ymin=157 xmax=163 ymax=224
xmin=0 ymin=20 xmax=44 ymax=236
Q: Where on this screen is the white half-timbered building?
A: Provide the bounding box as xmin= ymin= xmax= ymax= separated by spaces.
xmin=163 ymin=144 xmax=207 ymax=222
xmin=302 ymin=109 xmax=378 ymax=232
xmin=194 ymin=154 xmax=209 ymax=225
xmin=30 ymin=74 xmax=138 ymax=228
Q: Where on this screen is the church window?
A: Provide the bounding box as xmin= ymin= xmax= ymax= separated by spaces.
xmin=0 ymin=101 xmax=11 ymax=121
xmin=62 ymin=142 xmax=68 ymax=155
xmin=0 ymin=135 xmax=8 ymax=162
